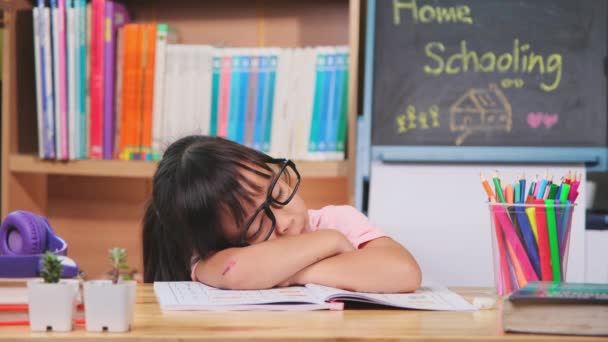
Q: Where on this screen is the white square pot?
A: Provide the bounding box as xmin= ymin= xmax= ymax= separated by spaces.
xmin=83 ymin=280 xmax=136 ymax=332
xmin=27 ymin=279 xmax=79 ymax=332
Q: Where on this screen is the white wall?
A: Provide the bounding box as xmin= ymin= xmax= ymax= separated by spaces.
xmin=585 ymin=230 xmax=608 ymax=283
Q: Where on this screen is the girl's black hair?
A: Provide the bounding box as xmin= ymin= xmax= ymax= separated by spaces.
xmin=142 ymin=135 xmax=275 ymax=282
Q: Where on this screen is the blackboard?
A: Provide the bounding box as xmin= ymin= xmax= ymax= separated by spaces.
xmin=371 ymin=0 xmax=608 ymax=147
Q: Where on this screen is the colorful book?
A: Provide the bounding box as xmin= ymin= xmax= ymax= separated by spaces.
xmin=151 ymin=24 xmax=177 ymax=160
xmin=308 ymin=51 xmax=327 ymax=158
xmin=89 ymin=0 xmax=105 ymax=159
xmin=335 ymin=49 xmax=349 ymax=159
xmin=67 ymin=0 xmax=77 ymax=159
xmin=117 ymin=24 xmax=141 ymax=160
xmin=323 ymin=51 xmax=338 ymax=158
xmin=41 ymin=4 xmax=56 ymax=159
xmin=77 ymin=0 xmax=87 ymax=159
xmin=217 ymin=54 xmax=232 ymax=138
xmin=244 ymin=52 xmax=258 ymax=147
xmin=503 ymin=282 xmax=608 ymax=336
xmin=51 ymin=0 xmax=61 ymax=158
xmin=262 ymin=54 xmax=277 ymax=152
xmin=85 ymin=1 xmax=92 ymax=155
xmin=227 ymin=53 xmax=241 ymax=142
xmin=138 ymin=24 xmax=157 ymax=160
xmin=113 ymin=27 xmax=125 ymax=159
xmin=236 ymin=55 xmax=250 ymax=144
xmin=209 ymin=53 xmax=221 ymax=137
xmin=102 ymin=1 xmax=130 ymax=159
xmin=32 ymin=5 xmax=45 ymax=158
xmin=252 ymin=54 xmax=267 ymax=151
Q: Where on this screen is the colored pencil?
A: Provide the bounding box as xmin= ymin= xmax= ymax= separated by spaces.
xmin=493 ymin=204 xmax=538 ymax=282
xmin=534 ymin=199 xmax=553 ymax=281
xmin=545 ymin=199 xmax=561 ymax=281
xmin=492 ymin=171 xmax=506 ymax=203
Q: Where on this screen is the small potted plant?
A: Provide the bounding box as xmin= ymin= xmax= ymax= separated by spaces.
xmin=27 ymin=251 xmax=79 ymax=332
xmin=83 ymin=247 xmax=136 ymax=332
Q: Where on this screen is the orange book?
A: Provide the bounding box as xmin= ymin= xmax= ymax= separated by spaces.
xmin=140 ymin=24 xmax=157 ymax=160
xmin=117 ymin=24 xmax=142 ymax=160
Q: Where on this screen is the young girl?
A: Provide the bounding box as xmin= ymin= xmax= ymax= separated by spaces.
xmin=143 ymin=135 xmax=421 ymax=293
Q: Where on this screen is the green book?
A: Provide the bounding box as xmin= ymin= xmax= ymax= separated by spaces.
xmin=503 ymin=282 xmax=608 ymax=336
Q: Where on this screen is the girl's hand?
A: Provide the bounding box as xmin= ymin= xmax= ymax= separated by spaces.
xmin=330 ymin=229 xmax=355 ymax=254
xmin=275 ymin=272 xmax=302 ymax=287
xmin=275 ymin=231 xmax=353 ymax=288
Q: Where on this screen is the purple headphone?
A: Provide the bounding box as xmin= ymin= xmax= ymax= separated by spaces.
xmin=0 ymin=210 xmax=79 ymax=278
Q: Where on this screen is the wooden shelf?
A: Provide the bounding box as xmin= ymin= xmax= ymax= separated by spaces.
xmin=9 ymin=154 xmax=349 ymax=178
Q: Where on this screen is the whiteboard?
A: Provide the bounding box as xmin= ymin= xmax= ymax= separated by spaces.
xmin=368 ymin=162 xmax=586 ymax=287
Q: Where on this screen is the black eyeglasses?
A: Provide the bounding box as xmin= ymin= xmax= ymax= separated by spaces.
xmin=238 ymin=159 xmax=301 ymax=246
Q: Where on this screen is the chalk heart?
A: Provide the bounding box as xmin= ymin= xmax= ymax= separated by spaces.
xmin=527 ymin=112 xmax=543 ymax=128
xmin=542 ymin=114 xmax=558 ymax=129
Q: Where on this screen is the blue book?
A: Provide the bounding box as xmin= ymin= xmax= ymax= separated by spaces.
xmin=316 ymin=53 xmax=331 ymax=155
xmin=308 ymin=53 xmax=326 ymax=154
xmin=327 ymin=52 xmax=344 ymax=155
xmin=336 ymin=51 xmax=349 ymax=155
xmin=50 ymin=0 xmax=62 ymax=159
xmin=262 ymin=55 xmax=278 ymax=152
xmin=253 ymin=56 xmax=268 ymax=151
xmin=77 ymin=0 xmax=87 ymax=158
xmin=236 ymin=55 xmax=250 ymax=144
xmin=43 ymin=3 xmax=56 ymax=159
xmin=227 ymin=54 xmax=241 ymax=142
xmin=586 ymin=209 xmax=608 ymax=230
xmin=209 ymin=56 xmax=221 ymax=136
xmin=35 ymin=1 xmax=55 ymax=159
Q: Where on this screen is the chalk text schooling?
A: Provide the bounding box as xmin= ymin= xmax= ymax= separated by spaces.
xmin=393 ymin=0 xmax=563 ymax=92
xmin=424 ymin=40 xmax=562 ymax=92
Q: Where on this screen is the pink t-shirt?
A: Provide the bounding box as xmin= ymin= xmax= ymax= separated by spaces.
xmin=307 ymin=205 xmax=386 ymax=248
xmin=191 ymin=205 xmax=386 ymax=281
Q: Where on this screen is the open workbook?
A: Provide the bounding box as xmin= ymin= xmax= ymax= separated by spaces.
xmin=153 ymin=282 xmax=475 ymax=311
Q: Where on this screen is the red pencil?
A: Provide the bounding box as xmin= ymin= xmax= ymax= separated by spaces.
xmin=534 ymin=199 xmax=553 ymax=281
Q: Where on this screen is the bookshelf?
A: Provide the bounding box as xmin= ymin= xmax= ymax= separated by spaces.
xmin=9 ymin=154 xmax=349 ymax=178
xmin=1 ymin=0 xmax=360 ymax=278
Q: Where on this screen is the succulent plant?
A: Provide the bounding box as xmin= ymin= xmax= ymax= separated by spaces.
xmin=109 ymin=247 xmax=129 ymax=284
xmin=40 ymin=251 xmax=62 ymax=283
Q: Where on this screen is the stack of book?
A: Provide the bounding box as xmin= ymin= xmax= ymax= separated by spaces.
xmin=502 ymin=282 xmax=608 ymax=336
xmin=32 ymin=0 xmax=350 ymax=162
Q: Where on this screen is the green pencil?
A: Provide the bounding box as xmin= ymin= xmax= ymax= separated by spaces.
xmin=514 ymin=180 xmax=521 ymax=204
xmin=492 ymin=171 xmax=506 ymax=203
xmin=560 ymin=183 xmax=571 ymax=203
xmin=545 ymin=199 xmax=561 ymax=281
xmin=547 ymin=184 xmax=559 ymax=200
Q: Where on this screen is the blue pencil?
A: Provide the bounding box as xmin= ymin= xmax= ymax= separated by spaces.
xmin=515 ymin=207 xmax=541 ymax=278
xmin=536 ymin=179 xmax=547 ymax=200
xmin=519 ymin=174 xmax=526 ymax=203
xmin=559 ymin=200 xmax=573 ymax=260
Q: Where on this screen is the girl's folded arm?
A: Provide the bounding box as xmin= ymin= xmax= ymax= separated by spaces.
xmin=194 ymin=229 xmax=353 ymax=290
xmin=286 ymin=237 xmax=422 ymax=293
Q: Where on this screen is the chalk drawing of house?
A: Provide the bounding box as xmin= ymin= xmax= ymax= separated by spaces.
xmin=449 ymin=84 xmax=512 ymax=145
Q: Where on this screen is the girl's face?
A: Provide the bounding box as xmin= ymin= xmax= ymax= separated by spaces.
xmin=222 ymin=163 xmax=310 ymax=246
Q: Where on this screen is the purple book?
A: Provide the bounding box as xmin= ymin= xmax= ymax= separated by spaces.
xmin=102 ymin=1 xmax=130 ymax=159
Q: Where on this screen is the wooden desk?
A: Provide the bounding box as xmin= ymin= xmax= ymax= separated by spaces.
xmin=1 ymin=285 xmax=606 ymax=341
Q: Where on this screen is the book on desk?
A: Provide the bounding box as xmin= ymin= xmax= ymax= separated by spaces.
xmin=502 ymin=282 xmax=608 ymax=336
xmin=153 ymin=282 xmax=475 ymax=312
